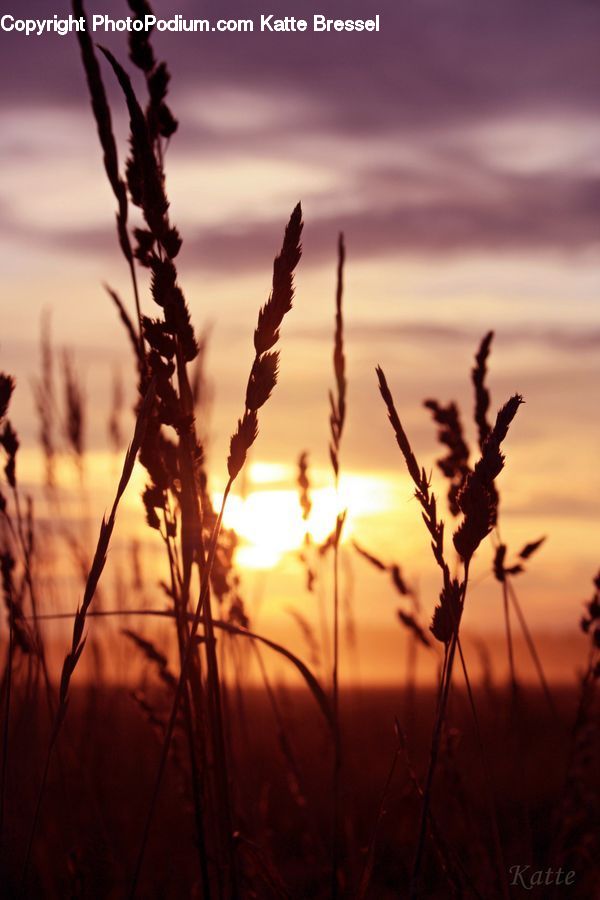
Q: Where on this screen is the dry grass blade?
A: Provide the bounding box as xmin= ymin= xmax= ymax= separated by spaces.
xmin=0 ymin=379 xmax=18 ymax=509
xmin=228 ymin=204 xmax=303 ymax=480
xmin=73 ymin=0 xmax=143 ymax=348
xmin=424 ymin=399 xmax=471 ymax=516
xmin=376 ymin=366 xmax=447 ymax=578
xmin=126 ymin=0 xmax=178 ymax=144
xmin=328 ymin=233 xmax=346 ymax=900
xmin=254 ymin=203 xmax=303 ymax=355
xmin=72 ymin=0 xmax=124 ymax=206
xmin=453 ymin=394 xmax=523 ymax=564
xmin=0 ymin=375 xmax=15 ymax=422
xmin=472 ymin=330 xmax=494 ymax=450
xmin=1 ymin=551 xmax=33 ymax=656
xmin=218 ymin=620 xmax=335 ymax=736
xmin=287 ymin=607 xmax=320 ymax=668
xmin=353 ymin=540 xmax=413 ymax=595
xmin=28 ymin=606 xmax=335 ymax=736
xmin=397 ymin=610 xmax=431 ymax=648
xmin=0 ymin=545 xmax=29 ymax=850
xmin=297 ymin=451 xmax=312 ymax=521
xmin=507 ymin=580 xmax=558 ymax=720
xmin=122 ymin=628 xmax=177 ymax=690
xmin=61 ymin=351 xmax=85 ymax=466
xmin=98 ymin=46 xmax=171 ymax=247
xmin=0 ymin=421 xmax=18 ymax=491
xmin=353 ymin=540 xmax=429 ymax=648
xmin=376 ymin=366 xmax=422 ymax=487
xmin=519 ymin=537 xmax=546 ymax=560
xmin=31 ymin=314 xmax=56 ymax=489
xmin=352 ymin=541 xmax=387 ymax=572
xmin=105 ymin=285 xmax=144 ymax=368
xmin=329 ymin=233 xmax=346 ymax=478
xmin=376 ymin=364 xmax=516 ymax=899
xmin=108 ymin=368 xmax=125 ymax=453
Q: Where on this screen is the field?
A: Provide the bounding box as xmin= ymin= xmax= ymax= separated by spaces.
xmin=1 ymin=685 xmax=595 ymax=898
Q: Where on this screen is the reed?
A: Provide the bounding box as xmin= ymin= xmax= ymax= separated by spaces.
xmin=0 ymin=375 xmax=18 ymax=857
xmin=73 ymin=0 xmax=143 ymax=351
xmin=20 ymin=379 xmax=155 ymax=889
xmin=328 ymin=234 xmax=346 ymax=898
xmin=376 ymin=365 xmax=522 ymax=897
xmin=129 ymin=203 xmax=303 ymax=896
xmin=31 ymin=314 xmax=56 ymax=490
xmin=75 ymin=9 xmax=217 ymax=885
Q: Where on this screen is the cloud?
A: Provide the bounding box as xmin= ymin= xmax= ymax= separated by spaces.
xmin=1 ymin=0 xmax=599 ymax=268
xmin=292 ymin=320 xmax=600 ymax=352
xmin=4 ymin=159 xmax=598 ymax=268
xmin=2 ymin=0 xmax=600 ymax=130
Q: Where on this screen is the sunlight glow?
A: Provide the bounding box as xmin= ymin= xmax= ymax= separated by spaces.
xmin=217 ymin=471 xmax=395 ymax=570
xmin=220 ymin=487 xmax=337 ymax=569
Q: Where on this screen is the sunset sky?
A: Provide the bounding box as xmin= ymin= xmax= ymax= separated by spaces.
xmin=1 ymin=0 xmax=599 ymax=682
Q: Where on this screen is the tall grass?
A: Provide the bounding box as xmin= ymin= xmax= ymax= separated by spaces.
xmin=329 ymin=234 xmax=346 ymax=898
xmin=0 ymin=6 xmax=596 ymax=899
xmin=376 ymin=367 xmax=522 ymax=896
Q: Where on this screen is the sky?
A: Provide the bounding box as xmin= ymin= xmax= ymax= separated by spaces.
xmin=1 ymin=0 xmax=599 ymax=683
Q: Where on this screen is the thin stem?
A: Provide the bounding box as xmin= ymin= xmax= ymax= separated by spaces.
xmin=29 ymin=607 xmax=335 ymax=758
xmin=331 ymin=530 xmax=341 ymax=899
xmin=251 ymin=640 xmax=313 ymax=829
xmin=129 ymin=480 xmax=233 ymax=899
xmin=202 ymin=574 xmax=237 ymax=897
xmin=399 ymin=723 xmax=485 ymax=898
xmin=20 ymin=384 xmax=154 ymax=890
xmin=507 ymin=578 xmax=558 ymax=722
xmin=357 ymin=742 xmax=401 ymax=900
xmin=19 ymin=718 xmax=60 ymax=895
xmin=126 ymin=255 xmax=145 ymax=361
xmin=175 ymin=338 xmax=231 ymax=894
xmin=0 ymin=600 xmax=14 ymax=859
xmin=405 ymin=631 xmax=418 ymax=720
xmin=10 ymin=489 xmax=55 ymax=722
xmin=501 ymin=578 xmax=518 ymax=712
xmin=163 ymin=509 xmax=211 ymax=900
xmin=409 ymin=567 xmax=469 ymax=899
xmin=456 ymin=638 xmax=510 ymax=900
xmin=409 ymin=637 xmax=456 ymax=899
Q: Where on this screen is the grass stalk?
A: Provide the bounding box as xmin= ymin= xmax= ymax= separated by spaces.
xmin=329 ymin=234 xmax=346 ymax=897
xmin=507 ymin=578 xmax=558 ymax=720
xmin=356 ymin=736 xmax=401 ymax=899
xmin=128 ymin=480 xmax=233 ymax=897
xmin=163 ymin=509 xmax=212 ymax=897
xmin=456 ymin=638 xmax=510 ymax=900
xmin=409 ymin=612 xmax=461 ymax=899
xmin=19 ymin=380 xmax=154 ymax=891
xmin=0 ymin=592 xmax=14 ymax=860
xmin=501 ymin=577 xmax=519 ymax=712
xmin=32 ymin=608 xmax=334 ymax=734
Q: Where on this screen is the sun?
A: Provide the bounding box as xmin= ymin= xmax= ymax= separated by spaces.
xmin=219 ymin=486 xmax=339 ymax=568
xmin=216 ymin=462 xmax=396 ymax=570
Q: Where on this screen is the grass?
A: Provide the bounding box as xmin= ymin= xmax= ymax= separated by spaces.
xmin=0 ymin=4 xmax=598 ymax=898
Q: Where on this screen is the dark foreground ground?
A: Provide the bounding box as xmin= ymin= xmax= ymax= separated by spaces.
xmin=1 ymin=683 xmax=598 ymax=899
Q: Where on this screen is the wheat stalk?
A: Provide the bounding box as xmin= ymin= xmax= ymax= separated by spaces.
xmin=376 ymin=365 xmax=521 ymax=897
xmin=129 ymin=204 xmax=302 ymax=896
